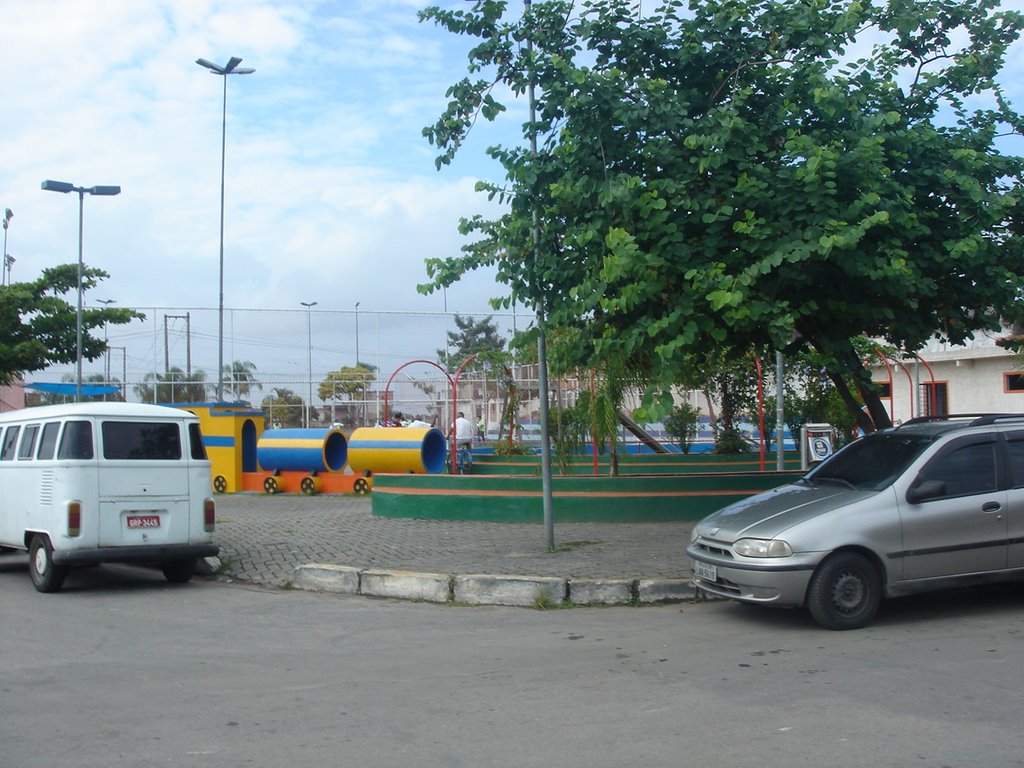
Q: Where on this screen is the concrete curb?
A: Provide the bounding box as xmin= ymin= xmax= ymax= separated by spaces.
xmin=291 ymin=563 xmax=697 ymax=607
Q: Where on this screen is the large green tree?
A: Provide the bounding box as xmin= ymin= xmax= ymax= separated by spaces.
xmin=261 ymin=387 xmax=310 ymax=429
xmin=439 ymin=313 xmax=507 ymax=372
xmin=419 ymin=0 xmax=1024 ymax=432
xmin=0 ymin=264 xmax=141 ymax=385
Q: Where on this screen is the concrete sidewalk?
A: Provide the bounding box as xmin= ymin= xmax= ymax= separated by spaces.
xmin=212 ymin=494 xmax=698 ymax=606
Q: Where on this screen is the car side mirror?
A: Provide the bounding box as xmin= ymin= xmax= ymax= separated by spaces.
xmin=907 ymin=479 xmax=946 ymax=504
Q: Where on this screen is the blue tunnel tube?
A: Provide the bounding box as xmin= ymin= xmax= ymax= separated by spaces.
xmin=347 ymin=427 xmax=447 ymax=475
xmin=257 ymin=428 xmax=348 ymax=473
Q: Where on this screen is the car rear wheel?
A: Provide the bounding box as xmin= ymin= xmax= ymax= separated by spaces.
xmin=29 ymin=534 xmax=68 ymax=593
xmin=806 ymin=552 xmax=881 ymax=630
xmin=161 ymin=558 xmax=197 ymax=583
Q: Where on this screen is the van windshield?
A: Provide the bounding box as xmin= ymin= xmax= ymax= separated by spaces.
xmin=802 ymin=432 xmax=936 ymax=491
xmin=102 ymin=422 xmax=182 ymax=460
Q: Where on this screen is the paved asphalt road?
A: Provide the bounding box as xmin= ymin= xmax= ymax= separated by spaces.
xmin=212 ymin=494 xmax=695 ymax=587
xmin=3 ymin=563 xmax=1024 ymax=768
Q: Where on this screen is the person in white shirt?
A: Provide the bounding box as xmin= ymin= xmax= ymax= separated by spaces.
xmin=454 ymin=411 xmax=474 ymax=450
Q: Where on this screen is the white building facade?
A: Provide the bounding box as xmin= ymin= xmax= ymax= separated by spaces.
xmin=869 ymin=331 xmax=1024 ymax=424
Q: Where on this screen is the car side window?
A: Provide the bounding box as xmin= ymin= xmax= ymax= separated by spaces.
xmin=917 ymin=441 xmax=997 ymax=498
xmin=1007 ymin=438 xmax=1024 ymax=489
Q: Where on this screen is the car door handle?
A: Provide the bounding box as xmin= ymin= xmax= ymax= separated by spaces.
xmin=982 ymin=501 xmax=1002 ymax=513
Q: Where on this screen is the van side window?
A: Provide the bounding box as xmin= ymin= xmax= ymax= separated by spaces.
xmin=18 ymin=425 xmax=40 ymax=460
xmin=189 ymin=423 xmax=207 ymax=460
xmin=918 ymin=441 xmax=997 ymax=498
xmin=102 ymin=422 xmax=182 ymax=460
xmin=1 ymin=426 xmax=21 ymax=460
xmin=58 ymin=421 xmax=94 ymax=460
xmin=37 ymin=422 xmax=61 ymax=460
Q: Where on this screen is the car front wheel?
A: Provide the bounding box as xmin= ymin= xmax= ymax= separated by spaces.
xmin=806 ymin=552 xmax=881 ymax=630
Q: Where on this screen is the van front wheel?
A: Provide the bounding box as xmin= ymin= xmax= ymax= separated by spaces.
xmin=29 ymin=535 xmax=68 ymax=593
xmin=162 ymin=558 xmax=196 ymax=583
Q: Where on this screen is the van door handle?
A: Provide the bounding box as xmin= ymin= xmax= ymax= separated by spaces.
xmin=982 ymin=501 xmax=1001 ymax=513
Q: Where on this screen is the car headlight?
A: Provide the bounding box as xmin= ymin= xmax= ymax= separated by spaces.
xmin=733 ymin=538 xmax=793 ymax=558
xmin=690 ymin=527 xmax=701 ymax=543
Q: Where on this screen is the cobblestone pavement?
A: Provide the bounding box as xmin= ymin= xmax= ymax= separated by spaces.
xmin=213 ymin=494 xmax=695 ymax=587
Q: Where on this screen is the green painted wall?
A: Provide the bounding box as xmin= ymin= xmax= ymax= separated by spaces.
xmin=472 ymin=451 xmax=802 ymax=476
xmin=371 ymin=470 xmax=802 ymax=523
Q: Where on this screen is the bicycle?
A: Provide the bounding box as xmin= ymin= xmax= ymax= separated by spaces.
xmin=451 ymin=442 xmax=473 ymax=474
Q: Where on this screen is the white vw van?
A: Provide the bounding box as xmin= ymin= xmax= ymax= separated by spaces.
xmin=0 ymin=402 xmax=218 ymax=592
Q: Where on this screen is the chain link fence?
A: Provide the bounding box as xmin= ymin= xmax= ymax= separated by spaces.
xmin=32 ymin=305 xmax=556 ymax=431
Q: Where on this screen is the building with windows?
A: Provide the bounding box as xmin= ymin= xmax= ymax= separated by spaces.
xmin=869 ymin=331 xmax=1024 ymax=424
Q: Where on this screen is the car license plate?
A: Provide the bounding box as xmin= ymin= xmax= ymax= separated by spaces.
xmin=693 ymin=560 xmax=717 ymax=582
xmin=127 ymin=515 xmax=160 ymax=529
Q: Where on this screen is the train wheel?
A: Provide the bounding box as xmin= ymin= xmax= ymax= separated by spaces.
xmin=353 ymin=477 xmax=370 ymax=495
xmin=263 ymin=476 xmax=279 ymax=495
xmin=213 ymin=475 xmax=228 ymax=493
xmin=300 ymin=476 xmax=318 ymax=496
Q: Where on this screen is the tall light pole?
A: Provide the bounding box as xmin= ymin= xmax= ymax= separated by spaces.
xmin=354 ymin=302 xmax=361 ymax=366
xmin=301 ymin=301 xmax=317 ymax=427
xmin=354 ymin=301 xmax=361 ymax=427
xmin=196 ymin=55 xmax=254 ymax=401
xmin=96 ymin=298 xmax=116 ymax=398
xmin=41 ymin=180 xmax=121 ymax=402
xmin=2 ymin=208 xmax=12 ymax=286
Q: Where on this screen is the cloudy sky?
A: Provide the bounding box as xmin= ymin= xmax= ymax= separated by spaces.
xmin=2 ymin=0 xmax=1023 ymax=401
xmin=2 ymin=0 xmax=523 ymax=313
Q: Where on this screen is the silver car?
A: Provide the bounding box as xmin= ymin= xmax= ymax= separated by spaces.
xmin=687 ymin=414 xmax=1024 ymax=629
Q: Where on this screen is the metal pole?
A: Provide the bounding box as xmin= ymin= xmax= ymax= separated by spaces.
xmin=354 ymin=301 xmax=361 ymax=426
xmin=216 ymin=74 xmax=227 ymax=401
xmin=355 ymin=302 xmax=360 ymax=366
xmin=524 ymin=0 xmax=555 ymax=550
xmin=301 ymin=301 xmax=317 ymax=427
xmin=96 ymin=299 xmax=115 ymax=395
xmin=76 ymin=190 xmax=85 ymax=402
xmin=2 ymin=208 xmax=11 ymax=286
xmin=776 ymin=350 xmax=785 ymax=471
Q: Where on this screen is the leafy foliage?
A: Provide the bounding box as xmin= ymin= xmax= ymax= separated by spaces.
xmin=420 ymin=0 xmax=1024 ymax=433
xmin=261 ymin=388 xmax=311 ymax=429
xmin=319 ymin=364 xmax=376 ymax=402
xmin=222 ymin=360 xmax=259 ymax=402
xmin=663 ymin=401 xmax=701 ymax=454
xmin=0 ymin=264 xmax=142 ymax=386
xmin=439 ymin=314 xmax=507 ymax=372
xmin=135 ymin=367 xmax=209 ymax=404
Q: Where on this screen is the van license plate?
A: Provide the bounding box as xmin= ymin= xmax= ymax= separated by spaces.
xmin=127 ymin=515 xmax=160 ymax=529
xmin=693 ymin=560 xmax=717 ymax=582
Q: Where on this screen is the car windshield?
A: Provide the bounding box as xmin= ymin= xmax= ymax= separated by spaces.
xmin=802 ymin=431 xmax=936 ymax=491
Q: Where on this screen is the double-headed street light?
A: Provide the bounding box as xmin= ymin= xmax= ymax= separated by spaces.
xmin=2 ymin=208 xmax=12 ymax=286
xmin=196 ymin=56 xmax=255 ymax=401
xmin=41 ymin=180 xmax=121 ymax=402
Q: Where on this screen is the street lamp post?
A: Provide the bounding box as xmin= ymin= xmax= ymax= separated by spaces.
xmin=354 ymin=302 xmax=360 ymax=367
xmin=97 ymin=298 xmax=116 ymax=399
xmin=354 ymin=301 xmax=361 ymax=427
xmin=301 ymin=301 xmax=317 ymax=428
xmin=2 ymin=208 xmax=12 ymax=286
xmin=196 ymin=56 xmax=255 ymax=401
xmin=41 ymin=180 xmax=121 ymax=402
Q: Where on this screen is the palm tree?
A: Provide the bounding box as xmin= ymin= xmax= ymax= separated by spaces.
xmin=222 ymin=360 xmax=259 ymax=402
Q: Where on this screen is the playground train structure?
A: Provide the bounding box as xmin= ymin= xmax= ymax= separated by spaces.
xmin=182 ymin=403 xmax=448 ymax=496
